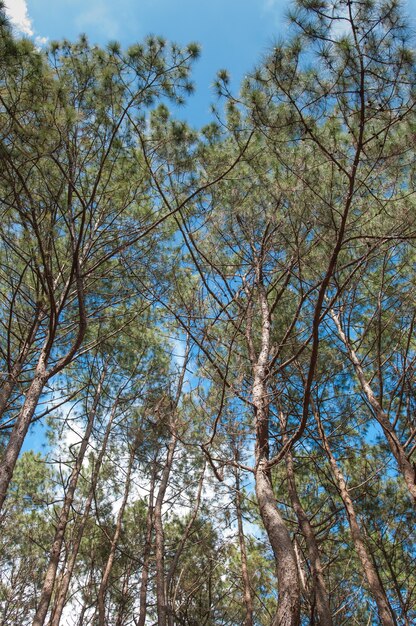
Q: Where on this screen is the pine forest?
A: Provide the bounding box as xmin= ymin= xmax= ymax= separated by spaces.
xmin=0 ymin=1 xmax=415 ymax=624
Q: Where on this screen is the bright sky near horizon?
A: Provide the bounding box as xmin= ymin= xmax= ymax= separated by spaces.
xmin=5 ymin=0 xmax=414 ymax=128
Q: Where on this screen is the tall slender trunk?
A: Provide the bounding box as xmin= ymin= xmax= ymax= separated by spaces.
xmin=96 ymin=442 xmax=135 ymax=626
xmin=252 ymin=281 xmax=300 ymax=626
xmin=154 ymin=341 xmax=190 ymax=626
xmin=332 ymin=312 xmax=416 ymax=502
xmin=372 ymin=521 xmax=411 ymax=626
xmin=166 ymin=462 xmax=205 ymax=626
xmin=115 ymin=561 xmax=133 ymax=626
xmin=234 ymin=463 xmax=254 ymax=626
xmin=0 ymin=352 xmax=47 ymax=512
xmin=154 ymin=434 xmax=176 ymax=626
xmin=76 ymin=604 xmax=88 ymax=626
xmin=314 ymin=408 xmax=397 ymax=626
xmin=0 ymin=307 xmax=43 ymax=420
xmin=49 ymin=393 xmax=119 ymax=626
xmin=137 ymin=463 xmax=156 ymax=626
xmin=280 ymin=414 xmax=333 ymax=626
xmin=32 ymin=365 xmax=107 ymax=626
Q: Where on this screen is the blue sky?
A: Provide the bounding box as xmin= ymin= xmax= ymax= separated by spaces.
xmin=5 ymin=1 xmax=416 ymax=127
xmin=5 ymin=0 xmax=416 ymax=127
xmin=5 ymin=0 xmax=293 ymax=127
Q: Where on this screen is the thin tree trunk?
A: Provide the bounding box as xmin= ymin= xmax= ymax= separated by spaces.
xmin=293 ymin=539 xmax=307 ymax=597
xmin=96 ymin=442 xmax=135 ymax=626
xmin=314 ymin=407 xmax=397 ymax=626
xmin=77 ymin=604 xmax=88 ymax=626
xmin=0 ymin=307 xmax=43 ymax=420
xmin=137 ymin=462 xmax=156 ymax=626
xmin=0 ymin=252 xmax=86 ymax=513
xmin=332 ymin=312 xmax=416 ymax=502
xmin=48 ymin=393 xmax=119 ymax=626
xmin=166 ymin=462 xmax=205 ymax=626
xmin=154 ymin=434 xmax=176 ymax=626
xmin=115 ymin=561 xmax=133 ymax=626
xmin=33 ymin=363 xmax=107 ymax=626
xmin=234 ymin=462 xmax=254 ymax=626
xmin=372 ymin=521 xmax=411 ymax=626
xmin=280 ymin=413 xmax=333 ymax=626
xmin=154 ymin=339 xmax=190 ymax=626
xmin=0 ymin=352 xmax=47 ymax=511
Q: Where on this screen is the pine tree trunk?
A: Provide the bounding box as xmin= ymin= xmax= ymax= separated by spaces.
xmin=0 ymin=307 xmax=43 ymax=420
xmin=255 ymin=463 xmax=301 ymax=626
xmin=315 ymin=409 xmax=397 ymax=626
xmin=96 ymin=443 xmax=135 ymax=625
xmin=234 ymin=465 xmax=254 ymax=626
xmin=49 ymin=389 xmax=118 ymax=626
xmin=248 ymin=280 xmax=300 ymax=626
xmin=332 ymin=312 xmax=416 ymax=502
xmin=154 ymin=344 xmax=189 ymax=626
xmin=154 ymin=434 xmax=177 ymax=626
xmin=32 ymin=365 xmax=107 ymax=626
xmin=280 ymin=413 xmax=333 ymax=626
xmin=137 ymin=463 xmax=156 ymax=626
xmin=252 ymin=283 xmax=300 ymax=626
xmin=0 ymin=353 xmax=47 ymax=512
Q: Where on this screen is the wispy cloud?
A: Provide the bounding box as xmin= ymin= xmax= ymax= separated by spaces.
xmin=261 ymin=0 xmax=289 ymax=32
xmin=76 ymin=3 xmax=121 ymax=39
xmin=4 ymin=0 xmax=33 ymax=35
xmin=263 ymin=0 xmax=281 ymax=9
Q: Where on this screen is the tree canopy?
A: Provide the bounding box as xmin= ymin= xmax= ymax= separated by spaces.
xmin=0 ymin=1 xmax=415 ymax=625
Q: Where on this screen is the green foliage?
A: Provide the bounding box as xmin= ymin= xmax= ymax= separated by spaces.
xmin=0 ymin=2 xmax=415 ymax=625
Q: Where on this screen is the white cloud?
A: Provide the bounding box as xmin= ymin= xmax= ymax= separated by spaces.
xmin=35 ymin=34 xmax=48 ymax=47
xmin=4 ymin=0 xmax=33 ymax=36
xmin=4 ymin=1 xmax=48 ymax=49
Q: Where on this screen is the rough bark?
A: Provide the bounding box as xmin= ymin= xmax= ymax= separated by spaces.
xmin=255 ymin=464 xmax=301 ymax=626
xmin=280 ymin=414 xmax=333 ymax=626
xmin=252 ymin=280 xmax=300 ymax=626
